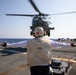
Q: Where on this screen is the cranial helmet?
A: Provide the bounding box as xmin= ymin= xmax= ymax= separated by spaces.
xmin=34 ymin=27 xmax=46 ymax=37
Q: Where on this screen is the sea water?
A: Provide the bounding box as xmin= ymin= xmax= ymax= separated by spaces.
xmin=0 ymin=38 xmax=29 ymax=44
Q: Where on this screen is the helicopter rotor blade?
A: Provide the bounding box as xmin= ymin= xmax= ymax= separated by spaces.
xmin=5 ymin=14 xmax=36 ymax=17
xmin=6 ymin=11 xmax=76 ymax=17
xmin=50 ymin=11 xmax=76 ymax=15
xmin=28 ymin=0 xmax=41 ymax=14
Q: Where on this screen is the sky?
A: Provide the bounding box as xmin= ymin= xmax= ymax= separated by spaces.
xmin=0 ymin=0 xmax=76 ymax=39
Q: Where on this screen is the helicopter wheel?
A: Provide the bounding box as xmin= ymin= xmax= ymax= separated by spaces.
xmin=30 ymin=31 xmax=33 ymax=35
xmin=48 ymin=32 xmax=50 ymax=36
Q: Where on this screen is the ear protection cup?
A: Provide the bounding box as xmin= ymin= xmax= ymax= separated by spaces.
xmin=44 ymin=31 xmax=46 ymax=36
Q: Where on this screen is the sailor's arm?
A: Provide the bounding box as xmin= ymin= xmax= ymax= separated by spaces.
xmin=51 ymin=40 xmax=76 ymax=47
xmin=1 ymin=40 xmax=27 ymax=48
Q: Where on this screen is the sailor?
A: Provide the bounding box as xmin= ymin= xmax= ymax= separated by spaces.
xmin=1 ymin=27 xmax=76 ymax=75
xmin=26 ymin=27 xmax=53 ymax=75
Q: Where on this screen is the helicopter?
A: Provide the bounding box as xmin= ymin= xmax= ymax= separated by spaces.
xmin=6 ymin=0 xmax=76 ymax=36
xmin=5 ymin=0 xmax=55 ymax=36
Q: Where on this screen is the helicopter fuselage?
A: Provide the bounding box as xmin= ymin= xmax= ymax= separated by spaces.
xmin=30 ymin=16 xmax=54 ymax=36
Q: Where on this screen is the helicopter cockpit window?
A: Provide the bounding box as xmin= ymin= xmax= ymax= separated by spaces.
xmin=41 ymin=16 xmax=49 ymax=21
xmin=33 ymin=16 xmax=48 ymax=21
xmin=33 ymin=16 xmax=38 ymax=20
xmin=42 ymin=16 xmax=47 ymax=20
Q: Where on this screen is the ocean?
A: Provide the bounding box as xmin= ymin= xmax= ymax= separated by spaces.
xmin=0 ymin=38 xmax=29 ymax=44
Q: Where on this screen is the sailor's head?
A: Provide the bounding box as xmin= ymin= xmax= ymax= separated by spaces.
xmin=33 ymin=27 xmax=46 ymax=37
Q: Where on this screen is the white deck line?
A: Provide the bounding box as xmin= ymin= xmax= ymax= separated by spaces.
xmin=21 ymin=53 xmax=27 ymax=55
xmin=0 ymin=49 xmax=4 ymax=50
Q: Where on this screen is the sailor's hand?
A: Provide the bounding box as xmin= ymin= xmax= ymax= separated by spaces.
xmin=71 ymin=42 xmax=76 ymax=47
xmin=1 ymin=42 xmax=7 ymax=47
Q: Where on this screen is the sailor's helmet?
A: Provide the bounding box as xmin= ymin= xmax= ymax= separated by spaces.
xmin=34 ymin=27 xmax=46 ymax=37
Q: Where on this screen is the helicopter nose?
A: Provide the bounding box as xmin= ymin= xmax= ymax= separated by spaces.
xmin=38 ymin=21 xmax=42 ymax=25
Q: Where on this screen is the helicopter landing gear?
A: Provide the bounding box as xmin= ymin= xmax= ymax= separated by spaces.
xmin=47 ymin=31 xmax=50 ymax=36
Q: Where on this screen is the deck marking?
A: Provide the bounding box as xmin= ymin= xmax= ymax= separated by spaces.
xmin=21 ymin=53 xmax=27 ymax=55
xmin=0 ymin=49 xmax=3 ymax=51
